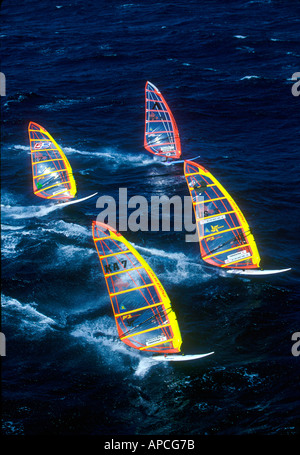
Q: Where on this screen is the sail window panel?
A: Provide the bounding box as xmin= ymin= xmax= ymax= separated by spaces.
xmin=106 ymin=268 xmax=153 ymax=294
xmin=33 ymin=161 xmax=64 ymax=177
xmin=221 ymin=211 xmax=240 ymax=230
xmin=116 ymin=305 xmax=174 ymax=348
xmin=185 ymin=162 xmax=201 ymax=175
xmin=30 ymin=132 xmax=47 ymax=141
xmin=198 ymin=199 xmax=233 ymax=219
xmin=37 ymin=183 xmax=70 ymax=198
xmin=117 ymin=304 xmax=168 ymax=336
xmin=146 ymin=121 xmax=173 ymax=133
xmin=195 ymin=199 xmax=231 ymax=220
xmin=200 ymin=227 xmax=245 ymax=260
xmin=110 ymin=285 xmax=162 ymax=315
xmin=35 ymin=169 xmax=70 ymax=191
xmin=35 ymin=173 xmax=62 ymax=190
xmin=203 ymin=185 xmax=224 ymax=199
xmin=188 ymin=177 xmax=210 ymax=189
xmin=187 ymin=173 xmax=214 ymax=186
xmin=93 ymin=225 xmax=110 ymax=239
xmin=191 ymin=185 xmax=223 ymax=203
xmin=29 ymin=123 xmax=40 ymax=131
xmin=97 ymin=238 xmax=129 ymax=256
xmin=147 ymin=132 xmax=175 ymax=145
xmin=32 ymin=147 xmax=62 ymax=162
xmin=33 ymin=162 xmax=53 ymax=178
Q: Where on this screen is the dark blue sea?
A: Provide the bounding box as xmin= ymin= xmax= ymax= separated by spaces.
xmin=1 ymin=0 xmax=300 ymax=441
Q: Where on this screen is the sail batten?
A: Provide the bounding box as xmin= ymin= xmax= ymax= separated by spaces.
xmin=184 ymin=160 xmax=261 ymax=270
xmin=144 ymin=81 xmax=181 ymax=159
xmin=92 ymin=221 xmax=182 ymax=354
xmin=28 ymin=122 xmax=77 ymax=201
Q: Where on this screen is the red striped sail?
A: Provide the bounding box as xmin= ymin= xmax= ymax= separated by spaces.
xmin=144 ymin=81 xmax=181 ymax=159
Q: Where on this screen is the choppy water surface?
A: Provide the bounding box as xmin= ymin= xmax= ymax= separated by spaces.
xmin=1 ymin=0 xmax=300 ymax=436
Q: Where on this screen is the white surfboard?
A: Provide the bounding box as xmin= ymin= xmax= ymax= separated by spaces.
xmin=226 ymin=268 xmax=291 ymax=276
xmin=152 ymin=351 xmax=214 ymax=362
xmin=54 ymin=192 xmax=98 ymax=209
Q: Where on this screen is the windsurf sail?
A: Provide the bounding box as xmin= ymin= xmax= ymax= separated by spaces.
xmin=92 ymin=221 xmax=182 ymax=354
xmin=28 ymin=122 xmax=77 ymax=201
xmin=144 ymin=81 xmax=181 ymax=160
xmin=184 ymin=160 xmax=261 ymax=270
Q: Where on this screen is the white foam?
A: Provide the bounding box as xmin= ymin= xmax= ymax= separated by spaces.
xmin=132 ymin=243 xmax=212 ymax=285
xmin=13 ymin=145 xmax=31 ymax=151
xmin=38 ymin=99 xmax=83 ymax=111
xmin=1 ymin=202 xmax=69 ymax=219
xmin=1 ymin=224 xmax=25 ymax=231
xmin=40 ymin=219 xmax=91 ymax=240
xmin=2 ymin=294 xmax=56 ymax=334
xmin=132 ymin=242 xmax=188 ymax=262
xmin=134 ymin=357 xmax=161 ymax=377
xmin=71 ymin=316 xmax=158 ymax=376
xmin=1 ymin=219 xmax=92 ymax=260
xmin=240 ymin=75 xmax=259 ymax=80
xmin=55 ymin=244 xmax=94 ymax=263
xmin=1 ymin=232 xmax=20 ymax=257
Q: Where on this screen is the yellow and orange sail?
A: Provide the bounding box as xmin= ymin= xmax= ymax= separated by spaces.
xmin=92 ymin=221 xmax=182 ymax=354
xmin=28 ymin=122 xmax=77 ymax=201
xmin=184 ymin=160 xmax=261 ymax=270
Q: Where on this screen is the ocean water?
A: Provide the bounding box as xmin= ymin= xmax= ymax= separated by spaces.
xmin=1 ymin=0 xmax=300 ymax=437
